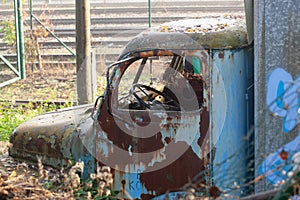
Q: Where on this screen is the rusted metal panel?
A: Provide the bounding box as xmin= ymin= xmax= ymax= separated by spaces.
xmin=9 ymin=104 xmax=95 ymax=172
xmin=92 ymin=103 xmax=208 ymax=199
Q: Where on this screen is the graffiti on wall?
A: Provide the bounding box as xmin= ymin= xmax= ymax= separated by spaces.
xmin=266 ymin=68 xmax=300 ymax=133
xmin=259 ymin=68 xmax=300 ymax=184
xmin=259 ymin=136 xmax=300 ymax=184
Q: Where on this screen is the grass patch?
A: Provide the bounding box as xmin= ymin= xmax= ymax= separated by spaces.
xmin=0 ymin=101 xmax=72 ymax=141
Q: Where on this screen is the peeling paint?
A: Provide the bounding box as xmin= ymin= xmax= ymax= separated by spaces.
xmin=9 ymin=104 xmax=94 ymax=169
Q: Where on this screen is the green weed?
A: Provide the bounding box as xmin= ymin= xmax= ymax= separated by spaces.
xmin=0 ymin=20 xmax=16 ymax=46
xmin=0 ymin=101 xmax=71 ymax=141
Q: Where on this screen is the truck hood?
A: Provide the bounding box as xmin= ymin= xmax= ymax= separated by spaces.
xmin=9 ymin=104 xmax=94 ymax=169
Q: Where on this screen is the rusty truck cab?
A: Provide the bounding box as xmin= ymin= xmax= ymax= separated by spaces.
xmin=92 ymin=32 xmax=209 ymax=199
xmin=10 ymin=17 xmax=251 ymax=199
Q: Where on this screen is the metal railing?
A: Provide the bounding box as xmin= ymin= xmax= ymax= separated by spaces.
xmin=0 ymin=0 xmax=25 ymax=88
xmin=29 ymin=0 xmax=76 ymax=56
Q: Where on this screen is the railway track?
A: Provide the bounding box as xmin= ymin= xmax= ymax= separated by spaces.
xmin=0 ymin=0 xmax=245 ymax=68
xmin=0 ymin=51 xmax=121 ymax=67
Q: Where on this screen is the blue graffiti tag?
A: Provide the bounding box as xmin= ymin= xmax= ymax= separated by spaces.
xmin=259 ymin=68 xmax=300 ymax=184
xmin=258 ymin=136 xmax=300 ymax=184
xmin=266 ymin=68 xmax=300 ymax=132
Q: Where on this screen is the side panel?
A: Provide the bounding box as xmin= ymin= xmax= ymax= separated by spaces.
xmin=92 ymin=100 xmax=209 ymax=199
xmin=211 ymin=47 xmax=254 ymax=196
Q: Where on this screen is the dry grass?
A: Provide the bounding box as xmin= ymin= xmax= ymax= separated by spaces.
xmin=0 ymin=156 xmax=118 ymax=199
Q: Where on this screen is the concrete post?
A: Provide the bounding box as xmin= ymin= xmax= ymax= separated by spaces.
xmin=254 ymin=0 xmax=300 ymax=192
xmin=76 ymin=0 xmax=94 ymax=105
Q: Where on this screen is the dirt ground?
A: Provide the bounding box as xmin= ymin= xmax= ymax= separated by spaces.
xmin=0 ymin=142 xmax=54 ymax=199
xmin=0 ymin=64 xmax=77 ymax=102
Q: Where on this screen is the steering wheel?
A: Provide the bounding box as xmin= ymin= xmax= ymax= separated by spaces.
xmin=130 ymin=83 xmax=180 ymax=110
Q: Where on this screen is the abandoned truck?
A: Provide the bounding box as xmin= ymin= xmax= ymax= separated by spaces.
xmin=9 ymin=17 xmax=254 ymax=199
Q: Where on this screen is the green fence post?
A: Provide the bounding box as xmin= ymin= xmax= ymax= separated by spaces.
xmin=14 ymin=0 xmax=26 ymax=79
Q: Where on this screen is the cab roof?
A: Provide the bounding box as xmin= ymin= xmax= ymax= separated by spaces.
xmin=121 ymin=16 xmax=248 ymax=56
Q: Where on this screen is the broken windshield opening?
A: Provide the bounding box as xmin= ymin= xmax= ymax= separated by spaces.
xmin=111 ymin=51 xmax=206 ymax=112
